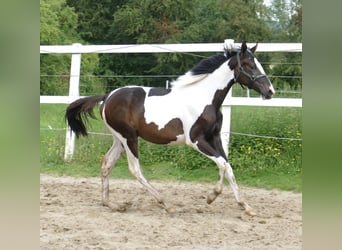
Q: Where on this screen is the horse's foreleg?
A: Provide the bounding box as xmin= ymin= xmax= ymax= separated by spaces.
xmin=193 ymin=135 xmax=255 ymax=216
xmin=207 ymin=156 xmax=227 ymax=204
xmin=208 ymin=159 xmax=256 ymax=216
xmin=101 ymin=139 xmax=126 ymax=211
xmin=191 ymin=137 xmax=227 ymax=204
xmin=224 ymin=161 xmax=256 ymax=216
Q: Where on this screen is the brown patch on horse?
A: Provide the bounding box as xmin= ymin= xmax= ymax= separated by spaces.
xmin=139 ymin=118 xmax=184 ymax=144
xmin=190 ymin=105 xmax=221 ymax=157
xmin=189 ymin=86 xmax=232 ymax=159
xmin=104 ymin=87 xmax=183 ymax=157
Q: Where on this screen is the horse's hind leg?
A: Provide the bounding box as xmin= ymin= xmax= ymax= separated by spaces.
xmin=101 ymin=138 xmax=129 ymax=211
xmin=123 ymin=138 xmax=174 ymax=213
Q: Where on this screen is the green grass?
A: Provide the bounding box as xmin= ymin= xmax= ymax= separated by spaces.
xmin=40 ymin=104 xmax=302 ymax=192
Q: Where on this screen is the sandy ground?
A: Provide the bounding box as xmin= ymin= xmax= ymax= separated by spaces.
xmin=40 ymin=174 xmax=302 ymax=250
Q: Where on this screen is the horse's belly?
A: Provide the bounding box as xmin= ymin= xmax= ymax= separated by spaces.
xmin=139 ymin=116 xmax=185 ymax=145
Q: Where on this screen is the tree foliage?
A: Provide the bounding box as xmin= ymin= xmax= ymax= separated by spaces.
xmin=66 ymin=0 xmax=126 ymax=44
xmin=67 ymin=0 xmax=275 ymax=90
xmin=266 ymin=0 xmax=302 ymax=91
xmin=40 ymin=0 xmax=103 ymax=95
xmin=40 ymin=0 xmax=302 ymax=94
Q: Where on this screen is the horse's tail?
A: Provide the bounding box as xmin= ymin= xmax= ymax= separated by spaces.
xmin=65 ymin=95 xmax=108 ymax=137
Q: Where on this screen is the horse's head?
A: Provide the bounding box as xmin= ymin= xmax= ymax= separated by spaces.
xmin=228 ymin=41 xmax=275 ymax=99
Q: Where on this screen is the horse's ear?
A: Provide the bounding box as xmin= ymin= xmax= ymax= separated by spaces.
xmin=241 ymin=41 xmax=247 ymax=54
xmin=251 ymin=42 xmax=258 ymax=54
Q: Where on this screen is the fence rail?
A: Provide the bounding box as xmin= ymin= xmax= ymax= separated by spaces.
xmin=40 ymin=95 xmax=302 ymax=107
xmin=40 ymin=41 xmax=302 ymax=161
xmin=40 ymin=43 xmax=302 ymax=54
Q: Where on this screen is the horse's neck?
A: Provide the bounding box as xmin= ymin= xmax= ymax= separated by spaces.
xmin=180 ymin=63 xmax=234 ymax=109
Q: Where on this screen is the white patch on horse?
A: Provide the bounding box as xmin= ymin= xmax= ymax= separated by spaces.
xmin=144 ymin=61 xmax=234 ymax=134
xmin=168 ymin=134 xmax=186 ymax=145
xmin=255 ymin=58 xmax=275 ymax=95
xmin=143 ymin=87 xmax=183 ymax=131
xmin=171 ymin=72 xmax=209 ymax=88
xmin=269 ymin=84 xmax=275 ymax=95
xmin=254 ymin=58 xmax=266 ymax=75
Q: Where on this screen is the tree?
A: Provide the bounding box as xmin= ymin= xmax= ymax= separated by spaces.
xmin=266 ymin=0 xmax=302 ymax=91
xmin=40 ymin=0 xmax=103 ymax=95
xmin=91 ymin=0 xmax=199 ymax=89
xmin=43 ymin=0 xmax=277 ymax=92
xmin=92 ymin=0 xmax=273 ymax=90
xmin=40 ymin=0 xmax=79 ymax=45
xmin=66 ymin=0 xmax=126 ymax=44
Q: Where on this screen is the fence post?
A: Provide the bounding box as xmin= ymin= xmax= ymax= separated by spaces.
xmin=221 ymin=88 xmax=233 ymax=157
xmin=64 ymin=43 xmax=82 ymax=162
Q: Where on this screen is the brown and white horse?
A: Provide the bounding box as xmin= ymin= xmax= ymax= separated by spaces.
xmin=65 ymin=41 xmax=274 ymax=215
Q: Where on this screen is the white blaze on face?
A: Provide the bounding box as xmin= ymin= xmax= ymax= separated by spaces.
xmin=254 ymin=57 xmax=266 ymax=75
xmin=269 ymin=84 xmax=275 ymax=95
xmin=255 ymin=57 xmax=275 ymax=95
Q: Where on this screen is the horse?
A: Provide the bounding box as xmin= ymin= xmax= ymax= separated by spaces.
xmin=65 ymin=41 xmax=275 ymax=215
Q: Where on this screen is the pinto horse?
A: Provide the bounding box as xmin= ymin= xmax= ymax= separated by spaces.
xmin=65 ymin=41 xmax=275 ymax=215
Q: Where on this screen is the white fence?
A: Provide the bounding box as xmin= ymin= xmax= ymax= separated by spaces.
xmin=40 ymin=42 xmax=302 ymax=161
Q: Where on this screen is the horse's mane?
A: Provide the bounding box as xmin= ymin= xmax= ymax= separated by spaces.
xmin=171 ymin=52 xmax=235 ymax=88
xmin=191 ymin=54 xmax=229 ymax=75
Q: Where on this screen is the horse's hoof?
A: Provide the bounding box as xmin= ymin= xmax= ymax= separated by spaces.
xmin=115 ymin=206 xmax=127 ymax=212
xmin=118 ymin=202 xmax=132 ymax=212
xmin=104 ymin=202 xmax=132 ymax=212
xmin=206 ymin=193 xmax=216 ymax=204
xmin=245 ymin=208 xmax=257 ymax=216
xmin=166 ymin=207 xmax=176 ymax=214
xmin=237 ymin=202 xmax=256 ymax=216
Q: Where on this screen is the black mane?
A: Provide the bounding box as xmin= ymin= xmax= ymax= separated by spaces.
xmin=191 ymin=52 xmax=236 ymax=76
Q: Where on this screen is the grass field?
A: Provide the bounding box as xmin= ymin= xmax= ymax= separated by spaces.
xmin=40 ymin=103 xmax=302 ymax=192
